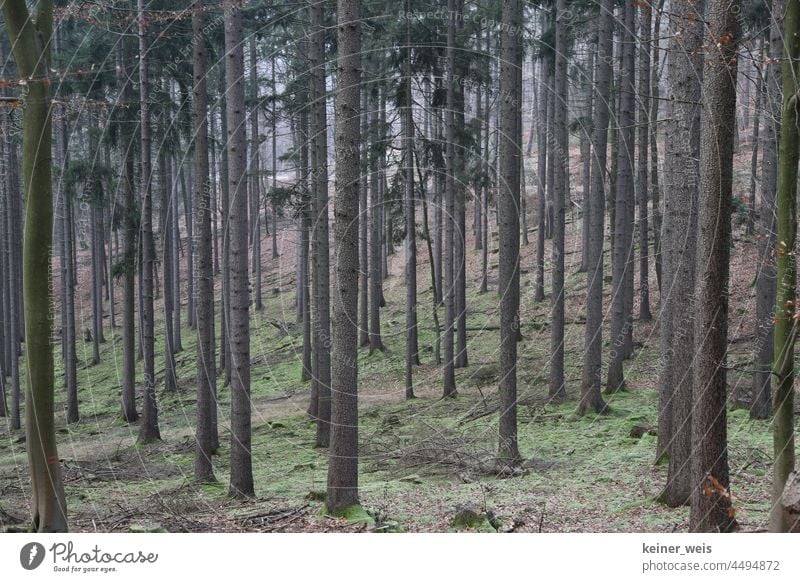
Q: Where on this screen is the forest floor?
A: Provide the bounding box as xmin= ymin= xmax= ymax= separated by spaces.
xmin=0 ymin=143 xmax=795 ymax=532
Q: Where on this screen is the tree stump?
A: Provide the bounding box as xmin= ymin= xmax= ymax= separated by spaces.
xmin=782 ymin=471 xmax=800 ymax=533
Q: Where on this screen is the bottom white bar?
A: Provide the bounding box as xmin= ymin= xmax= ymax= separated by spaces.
xmin=1 ymin=533 xmax=797 ymax=581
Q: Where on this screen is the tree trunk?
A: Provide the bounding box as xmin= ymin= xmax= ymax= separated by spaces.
xmin=534 ymin=51 xmax=548 ymax=304
xmin=193 ymin=1 xmax=216 ymax=482
xmin=224 ymin=0 xmax=253 ymax=498
xmin=550 ymin=0 xmax=568 ymax=402
xmin=578 ymin=0 xmax=612 ymax=416
xmin=137 ymin=0 xmax=161 ymax=445
xmin=326 ymin=0 xmax=362 ymax=514
xmin=690 ymin=0 xmax=739 ymax=532
xmin=637 ymin=2 xmax=653 ymax=321
xmin=250 ymin=36 xmax=263 ymax=312
xmin=752 ymin=3 xmax=783 ymax=421
xmin=358 ymin=86 xmax=369 ymax=348
xmin=605 ymin=0 xmax=635 ymax=393
xmin=404 ymin=0 xmax=418 ymax=398
xmin=120 ymin=33 xmax=138 ymax=423
xmin=746 ymin=40 xmax=763 ymax=237
xmin=771 ymin=0 xmax=799 ymax=533
xmin=368 ymin=89 xmax=385 ymax=353
xmin=442 ymin=0 xmax=458 ymax=398
xmin=310 ymin=0 xmax=331 ymax=447
xmin=219 ymin=69 xmax=232 ymax=388
xmin=661 ymin=0 xmax=703 ymax=507
xmin=3 ymin=0 xmax=68 ymax=532
xmin=160 ymin=147 xmax=177 ymax=392
xmin=498 ymin=0 xmax=523 ymax=465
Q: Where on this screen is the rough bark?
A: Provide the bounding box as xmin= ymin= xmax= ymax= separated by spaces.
xmin=690 ymin=0 xmax=739 ymax=532
xmin=224 ymin=0 xmax=254 ymax=498
xmin=752 ymin=3 xmax=782 ymax=421
xmin=193 ymin=1 xmax=216 ymax=483
xmin=661 ymin=0 xmax=703 ymax=506
xmin=578 ymin=0 xmax=612 ymax=416
xmin=326 ymin=0 xmax=361 ymax=513
xmin=498 ymin=0 xmax=522 ymax=464
xmin=137 ymin=0 xmax=161 ymax=445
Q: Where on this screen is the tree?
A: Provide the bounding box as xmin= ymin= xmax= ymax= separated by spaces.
xmin=771 ymin=0 xmax=800 ymax=533
xmin=2 ymin=0 xmax=68 ymax=532
xmin=310 ymin=0 xmax=332 ymax=447
xmin=193 ymin=0 xmax=216 ymax=483
xmin=137 ymin=0 xmax=161 ymax=445
xmin=327 ymin=0 xmax=362 ymax=514
xmin=549 ymin=0 xmax=568 ymax=402
xmin=660 ymin=0 xmax=703 ymax=504
xmin=605 ymin=0 xmax=635 ymax=394
xmin=498 ymin=0 xmax=522 ymax=465
xmin=636 ymin=0 xmax=653 ymax=321
xmin=403 ymin=0 xmax=418 ymax=399
xmin=225 ymin=0 xmax=254 ymax=498
xmin=250 ymin=35 xmax=263 ymax=312
xmin=751 ymin=0 xmax=783 ymax=421
xmin=578 ymin=0 xmax=611 ymax=416
xmin=690 ymin=0 xmax=739 ymax=532
xmin=119 ymin=32 xmax=138 ymax=423
xmin=442 ymin=0 xmax=458 ymax=398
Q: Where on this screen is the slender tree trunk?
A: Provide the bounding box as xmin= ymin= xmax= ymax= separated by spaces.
xmin=752 ymin=4 xmax=782 ymax=421
xmin=310 ymin=0 xmax=331 ymax=447
xmin=578 ymin=0 xmax=612 ymax=416
xmin=120 ymin=34 xmax=138 ymax=423
xmin=746 ymin=41 xmax=763 ymax=237
xmin=3 ymin=0 xmax=68 ymax=531
xmin=219 ymin=70 xmax=232 ymax=388
xmin=358 ymin=86 xmax=369 ymax=348
xmin=404 ymin=2 xmax=418 ymax=398
xmin=326 ymin=0 xmax=362 ymax=514
xmin=224 ymin=0 xmax=254 ymax=498
xmin=498 ymin=0 xmax=522 ymax=464
xmin=160 ymin=148 xmax=177 ymax=392
xmin=550 ymin=0 xmax=568 ymax=402
xmin=605 ymin=0 xmax=635 ymax=393
xmin=771 ymin=0 xmax=799 ymax=533
xmin=442 ymin=0 xmax=459 ymax=397
xmin=193 ymin=1 xmax=216 ymax=482
xmin=690 ymin=0 xmax=739 ymax=532
xmin=534 ymin=52 xmax=548 ymax=303
xmin=250 ymin=36 xmax=263 ymax=312
xmin=368 ymin=89 xmax=385 ymax=353
xmin=637 ymin=3 xmax=653 ymax=321
xmin=271 ymin=54 xmax=279 ymax=260
xmin=137 ymin=0 xmax=161 ymax=444
xmin=650 ymin=0 xmax=665 ymax=294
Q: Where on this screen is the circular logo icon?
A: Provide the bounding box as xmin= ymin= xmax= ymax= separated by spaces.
xmin=20 ymin=542 xmax=46 ymax=570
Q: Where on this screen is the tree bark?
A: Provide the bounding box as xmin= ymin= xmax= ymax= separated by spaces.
xmin=224 ymin=0 xmax=254 ymax=498
xmin=327 ymin=0 xmax=362 ymax=514
xmin=690 ymin=0 xmax=739 ymax=532
xmin=2 ymin=0 xmax=68 ymax=532
xmin=752 ymin=3 xmax=782 ymax=421
xmin=193 ymin=1 xmax=217 ymax=483
xmin=578 ymin=0 xmax=612 ymax=416
xmin=771 ymin=0 xmax=799 ymax=533
xmin=661 ymin=0 xmax=703 ymax=505
xmin=498 ymin=0 xmax=522 ymax=464
xmin=137 ymin=0 xmax=161 ymax=445
xmin=550 ymin=0 xmax=568 ymax=402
